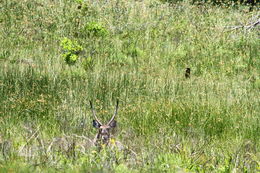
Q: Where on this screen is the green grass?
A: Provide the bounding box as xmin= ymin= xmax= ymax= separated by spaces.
xmin=0 ymin=0 xmax=259 ymax=172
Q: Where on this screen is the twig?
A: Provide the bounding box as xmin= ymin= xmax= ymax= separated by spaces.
xmin=224 ymin=14 xmax=260 ymax=32
xmin=70 ymin=134 xmax=93 ymax=143
xmin=246 ymin=19 xmax=260 ymax=30
xmin=18 ymin=126 xmax=40 ymax=154
xmin=47 ymin=138 xmax=56 ymax=153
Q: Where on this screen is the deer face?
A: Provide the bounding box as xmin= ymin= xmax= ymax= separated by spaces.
xmin=93 ymin=119 xmax=117 ymax=145
xmin=90 ymin=100 xmax=119 ymax=146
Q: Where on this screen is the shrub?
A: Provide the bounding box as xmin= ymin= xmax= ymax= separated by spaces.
xmin=60 ymin=37 xmax=83 ymax=65
xmin=83 ymin=21 xmax=109 ymax=37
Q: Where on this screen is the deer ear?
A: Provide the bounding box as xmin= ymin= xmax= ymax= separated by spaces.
xmin=93 ymin=120 xmax=101 ymax=128
xmin=109 ymin=120 xmax=117 ymax=128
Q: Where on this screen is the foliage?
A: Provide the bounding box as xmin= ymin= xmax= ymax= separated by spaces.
xmin=83 ymin=21 xmax=109 ymax=37
xmin=0 ymin=50 xmax=10 ymax=60
xmin=60 ymin=37 xmax=83 ymax=65
xmin=82 ymin=56 xmax=94 ymax=71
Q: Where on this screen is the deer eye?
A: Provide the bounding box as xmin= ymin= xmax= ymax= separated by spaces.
xmin=109 ymin=120 xmax=117 ymax=128
xmin=93 ymin=120 xmax=101 ymax=128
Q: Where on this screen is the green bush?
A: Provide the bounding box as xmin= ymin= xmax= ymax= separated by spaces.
xmin=60 ymin=37 xmax=83 ymax=65
xmin=83 ymin=21 xmax=109 ymax=37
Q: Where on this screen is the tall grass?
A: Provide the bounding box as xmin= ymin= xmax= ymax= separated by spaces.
xmin=0 ymin=0 xmax=259 ymax=172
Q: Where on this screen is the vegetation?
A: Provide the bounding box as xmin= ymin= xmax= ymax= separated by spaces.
xmin=0 ymin=0 xmax=259 ymax=172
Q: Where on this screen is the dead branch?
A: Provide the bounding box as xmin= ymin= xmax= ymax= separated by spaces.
xmin=18 ymin=126 xmax=40 ymax=154
xmin=224 ymin=14 xmax=260 ymax=32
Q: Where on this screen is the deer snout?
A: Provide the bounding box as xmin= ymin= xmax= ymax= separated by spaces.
xmin=101 ymin=135 xmax=109 ymax=141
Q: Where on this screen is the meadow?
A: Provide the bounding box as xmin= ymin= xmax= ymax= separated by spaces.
xmin=0 ymin=0 xmax=259 ymax=172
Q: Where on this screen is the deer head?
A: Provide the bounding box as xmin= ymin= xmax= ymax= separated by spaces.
xmin=90 ymin=100 xmax=119 ymax=146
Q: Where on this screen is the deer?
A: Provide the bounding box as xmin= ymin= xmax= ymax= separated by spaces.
xmin=89 ymin=100 xmax=122 ymax=149
xmin=89 ymin=99 xmax=138 ymax=163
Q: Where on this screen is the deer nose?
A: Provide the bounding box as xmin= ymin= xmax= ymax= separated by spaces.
xmin=101 ymin=135 xmax=109 ymax=141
